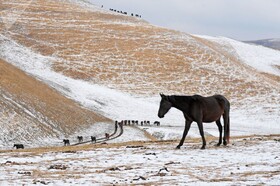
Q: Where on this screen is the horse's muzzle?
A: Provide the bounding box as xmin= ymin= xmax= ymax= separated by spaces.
xmin=158 ymin=114 xmax=164 ymax=118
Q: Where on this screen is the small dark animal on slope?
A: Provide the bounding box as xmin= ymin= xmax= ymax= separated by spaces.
xmin=158 ymin=93 xmax=230 ymax=149
xmin=154 ymin=121 xmax=160 ymax=126
xmin=105 ymin=133 xmax=110 ymax=139
xmin=91 ymin=136 xmax=96 ymax=143
xmin=77 ymin=136 xmax=83 ymax=143
xmin=13 ymin=144 xmax=24 ymax=149
xmin=63 ymin=139 xmax=70 ymax=146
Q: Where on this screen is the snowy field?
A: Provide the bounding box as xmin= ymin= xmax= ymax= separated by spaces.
xmin=0 ymin=135 xmax=279 ymax=185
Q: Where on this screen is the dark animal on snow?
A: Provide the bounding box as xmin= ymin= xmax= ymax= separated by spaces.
xmin=115 ymin=122 xmax=118 ymax=131
xmin=13 ymin=144 xmax=24 ymax=149
xmin=119 ymin=122 xmax=123 ymax=129
xmin=77 ymin=136 xmax=83 ymax=143
xmin=154 ymin=121 xmax=160 ymax=126
xmin=105 ymin=133 xmax=110 ymax=139
xmin=158 ymin=93 xmax=230 ymax=149
xmin=91 ymin=136 xmax=96 ymax=143
xmin=63 ymin=139 xmax=70 ymax=146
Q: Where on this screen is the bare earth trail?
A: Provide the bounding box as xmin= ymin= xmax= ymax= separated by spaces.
xmin=0 ymin=135 xmax=279 ymax=185
xmin=71 ymin=123 xmax=124 ymax=146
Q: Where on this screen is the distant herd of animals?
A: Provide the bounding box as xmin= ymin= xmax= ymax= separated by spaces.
xmin=12 ymin=93 xmax=230 ymax=151
xmin=103 ymin=5 xmax=142 ymax=18
xmin=63 ymin=133 xmax=109 ymax=146
xmin=109 ymin=8 xmax=142 ymax=18
xmin=117 ymin=120 xmax=160 ymax=126
xmin=12 ymin=119 xmax=159 ymax=149
xmin=12 ymin=133 xmax=108 ymax=149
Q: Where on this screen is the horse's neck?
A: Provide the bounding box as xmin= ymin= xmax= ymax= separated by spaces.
xmin=170 ymin=96 xmax=191 ymax=112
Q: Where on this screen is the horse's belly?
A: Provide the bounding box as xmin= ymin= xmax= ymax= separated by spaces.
xmin=203 ymin=113 xmax=222 ymax=122
xmin=203 ymin=119 xmax=219 ymax=123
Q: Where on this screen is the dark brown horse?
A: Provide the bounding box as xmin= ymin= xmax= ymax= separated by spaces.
xmin=158 ymin=93 xmax=230 ymax=149
xmin=13 ymin=144 xmax=24 ymax=149
xmin=63 ymin=139 xmax=70 ymax=146
xmin=91 ymin=136 xmax=96 ymax=143
xmin=105 ymin=133 xmax=110 ymax=139
xmin=77 ymin=136 xmax=83 ymax=143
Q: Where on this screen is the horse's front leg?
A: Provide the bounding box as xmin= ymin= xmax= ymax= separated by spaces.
xmin=176 ymin=120 xmax=192 ymax=149
xmin=197 ymin=121 xmax=206 ymax=149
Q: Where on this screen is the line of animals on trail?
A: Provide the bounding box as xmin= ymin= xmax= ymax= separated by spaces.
xmin=109 ymin=8 xmax=142 ymax=18
xmin=62 ymin=133 xmax=110 ymax=146
xmin=62 ymin=120 xmax=161 ymax=146
xmin=117 ymin=120 xmax=160 ymax=126
xmin=101 ymin=5 xmax=142 ymax=18
xmin=12 ymin=120 xmax=160 ymax=149
xmin=13 ymin=133 xmax=110 ymax=149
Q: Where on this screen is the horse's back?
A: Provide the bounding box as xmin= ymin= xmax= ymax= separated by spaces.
xmin=213 ymin=94 xmax=230 ymax=109
xmin=191 ymin=94 xmax=229 ymax=122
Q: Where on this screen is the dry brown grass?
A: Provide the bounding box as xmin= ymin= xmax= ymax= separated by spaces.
xmin=0 ymin=58 xmax=110 ymax=140
xmin=1 ymin=0 xmax=279 ymax=101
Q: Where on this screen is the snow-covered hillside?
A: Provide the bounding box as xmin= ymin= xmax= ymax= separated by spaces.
xmin=245 ymin=38 xmax=280 ymax=51
xmin=0 ymin=0 xmax=279 ymax=148
xmin=195 ymin=35 xmax=280 ymax=76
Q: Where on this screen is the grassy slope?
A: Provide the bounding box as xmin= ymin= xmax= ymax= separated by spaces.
xmin=1 ymin=0 xmax=278 ymax=102
xmin=0 ymin=58 xmax=110 ymax=145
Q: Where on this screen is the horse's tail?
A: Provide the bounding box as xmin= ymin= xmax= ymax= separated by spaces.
xmin=226 ymin=115 xmax=230 ymax=144
xmin=225 ymin=100 xmax=230 ymax=144
xmin=217 ymin=95 xmax=230 ymax=144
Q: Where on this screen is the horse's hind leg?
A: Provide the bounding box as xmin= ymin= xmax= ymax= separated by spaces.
xmin=215 ymin=119 xmax=222 ymax=146
xmin=222 ymin=113 xmax=229 ymax=146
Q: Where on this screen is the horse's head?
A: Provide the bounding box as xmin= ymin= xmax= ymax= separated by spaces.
xmin=158 ymin=93 xmax=172 ymax=118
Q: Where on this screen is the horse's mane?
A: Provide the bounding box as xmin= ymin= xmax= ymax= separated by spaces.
xmin=170 ymin=95 xmax=201 ymax=102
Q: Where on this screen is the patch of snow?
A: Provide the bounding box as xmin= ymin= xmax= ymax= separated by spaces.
xmin=195 ymin=35 xmax=280 ymax=76
xmin=0 ymin=137 xmax=279 ymax=185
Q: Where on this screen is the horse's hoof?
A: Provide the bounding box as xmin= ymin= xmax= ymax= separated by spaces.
xmin=223 ymin=142 xmax=227 ymax=146
xmin=176 ymin=146 xmax=181 ymax=149
xmin=216 ymin=143 xmax=221 ymax=147
xmin=201 ymin=146 xmax=206 ymax=150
